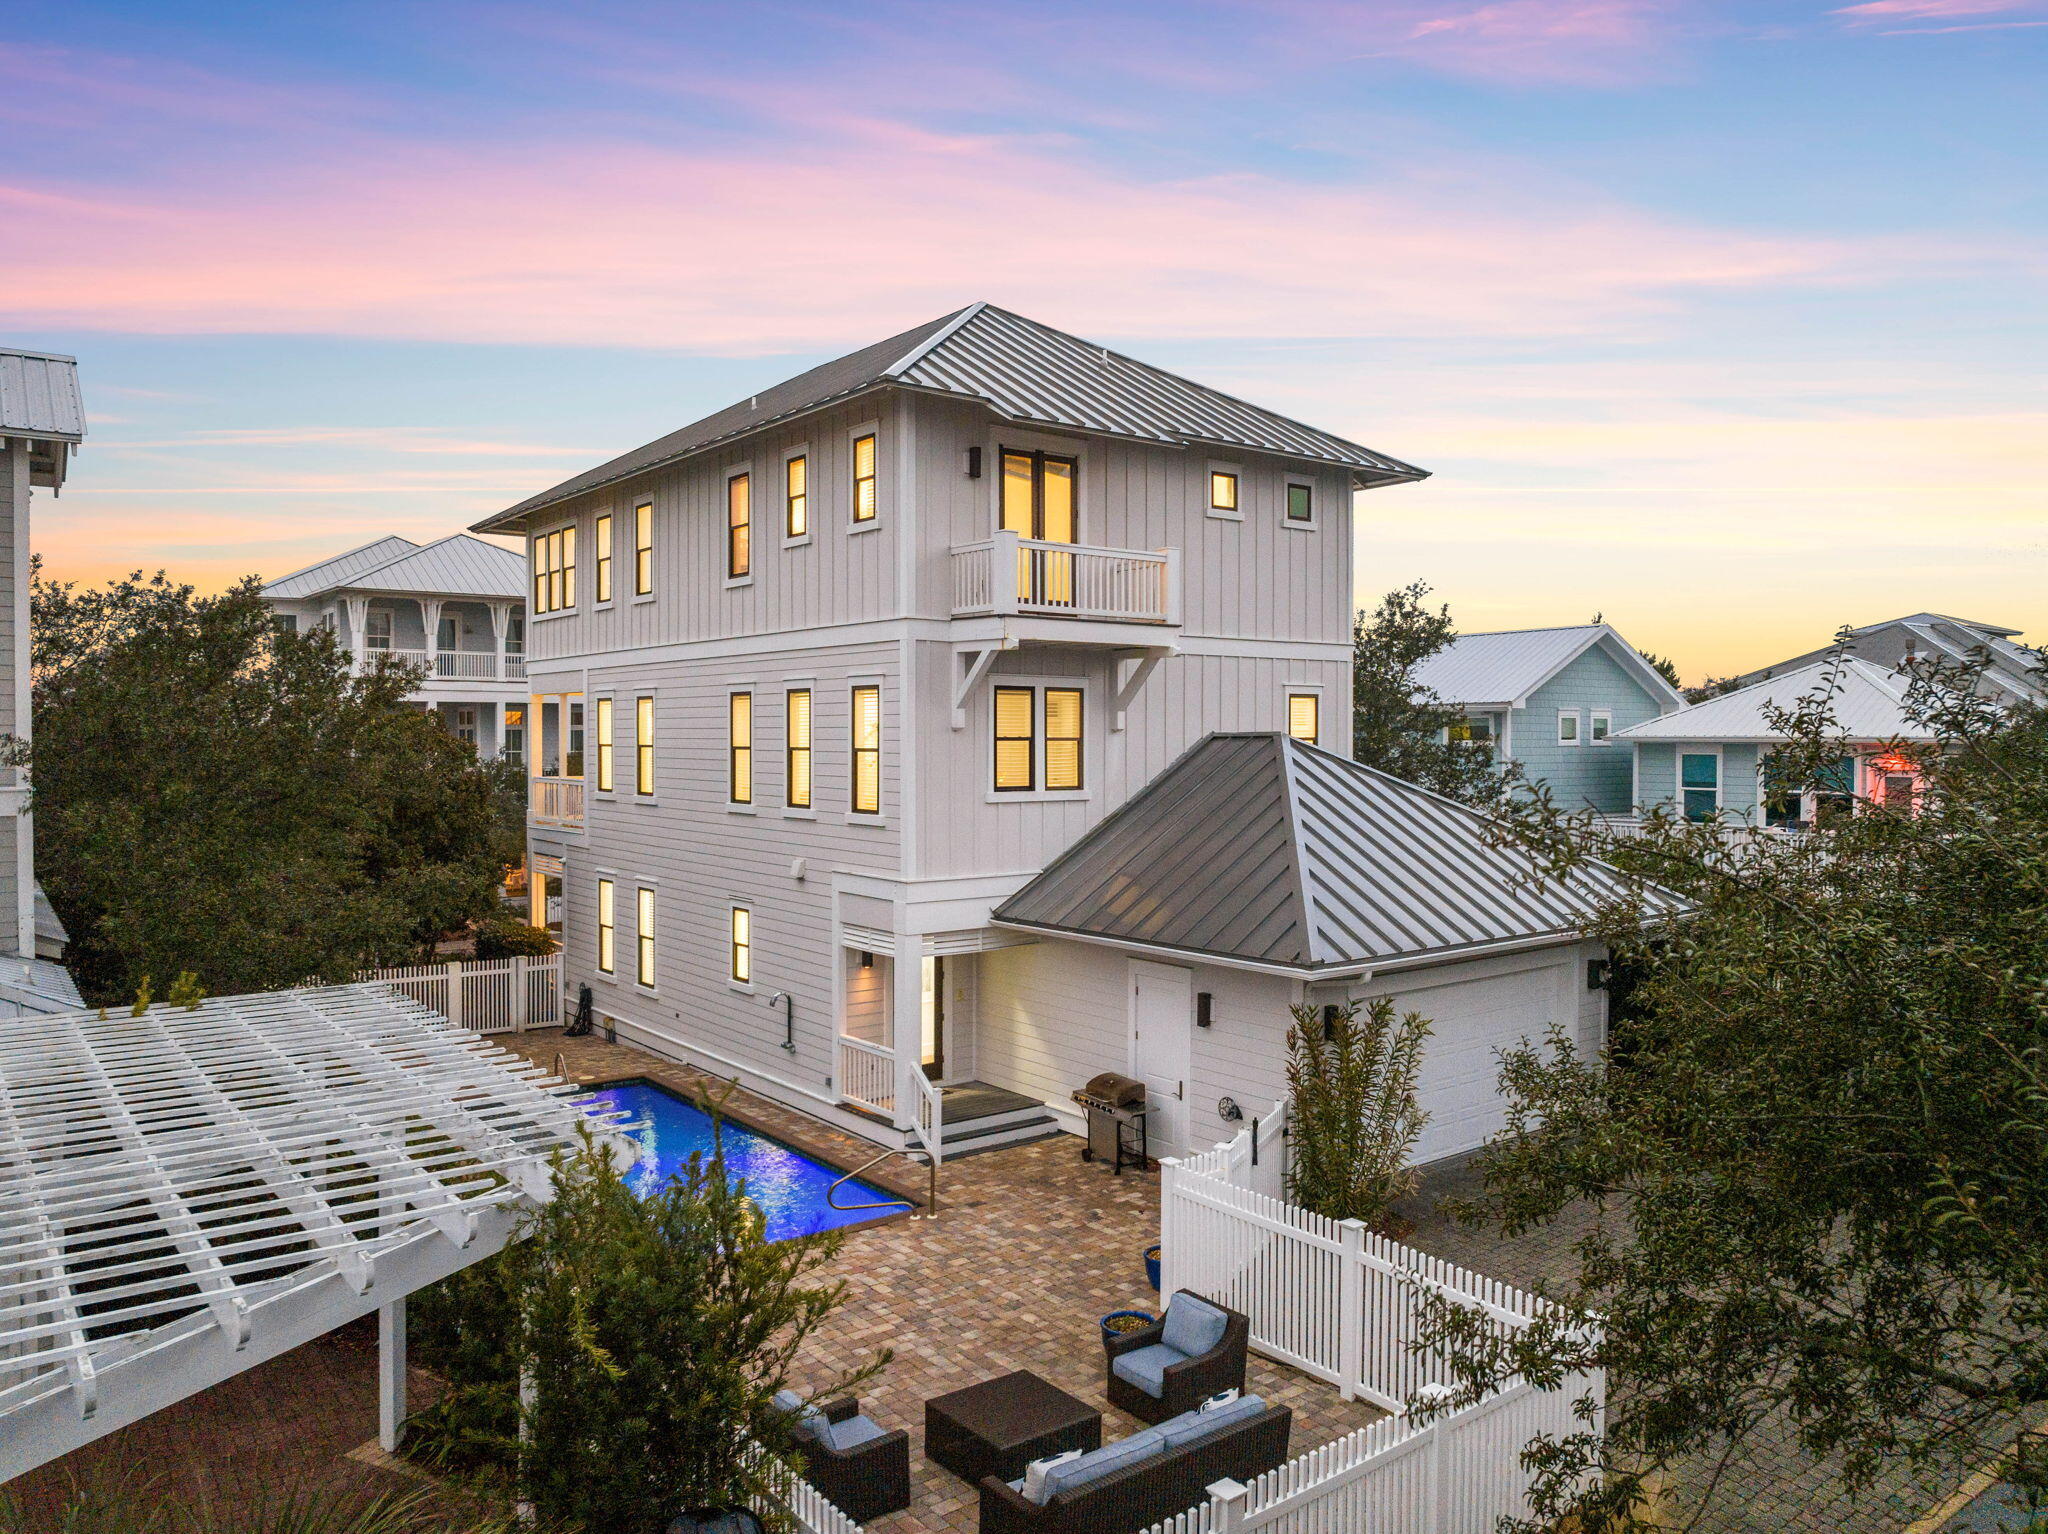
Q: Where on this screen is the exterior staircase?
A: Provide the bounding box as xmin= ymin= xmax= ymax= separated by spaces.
xmin=926 ymin=1081 xmax=1065 ymax=1159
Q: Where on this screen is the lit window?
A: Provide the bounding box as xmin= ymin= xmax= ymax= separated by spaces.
xmin=1681 ymin=752 xmax=1719 ymax=822
xmin=730 ymin=906 xmax=751 ymax=986
xmin=1590 ymin=710 xmax=1612 ymax=745
xmin=785 ymin=454 xmax=808 ymax=539
xmin=637 ymin=887 xmax=656 ymax=987
xmin=1000 ymin=449 xmax=1077 ymax=542
xmin=635 ymin=696 xmax=654 ymax=796
xmin=634 ymin=502 xmax=653 ymax=595
xmin=533 ymin=535 xmax=549 ymax=612
xmin=1558 ymin=710 xmax=1582 ymax=746
xmin=852 ymin=434 xmax=877 ymax=522
xmin=851 ymin=684 xmax=881 ymax=814
xmin=1045 ymin=687 xmax=1083 ymax=791
xmin=993 ymin=687 xmax=1035 ymax=793
xmin=595 ymin=697 xmax=614 ymax=792
xmin=729 ymin=691 xmax=752 ymax=804
xmin=727 ymin=472 xmax=751 ymax=579
xmin=596 ymin=878 xmax=615 ymax=974
xmin=1449 ymin=715 xmax=1495 ymax=745
xmin=503 ymin=705 xmax=525 ymax=768
xmin=1209 ymin=470 xmax=1239 ymax=515
xmin=786 ymin=688 xmax=812 ymax=809
xmin=594 ymin=513 xmax=613 ymax=602
xmin=1286 ymin=483 xmax=1314 ymax=523
xmin=1287 ymin=693 xmax=1319 ymax=744
xmin=533 ymin=527 xmax=577 ymax=614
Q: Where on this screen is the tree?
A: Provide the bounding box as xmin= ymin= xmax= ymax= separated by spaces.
xmin=24 ymin=567 xmax=521 ymax=1003
xmin=411 ymin=1111 xmax=885 ymax=1533
xmin=1351 ymin=581 xmax=1509 ymax=804
xmin=1285 ymin=998 xmax=1431 ymax=1231
xmin=1637 ymin=649 xmax=1682 ymax=690
xmin=1421 ymin=644 xmax=2048 ymax=1530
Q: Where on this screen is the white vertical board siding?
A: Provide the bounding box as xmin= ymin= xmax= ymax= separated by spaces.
xmin=0 ymin=442 xmax=22 ymax=741
xmin=558 ymin=639 xmax=902 ymax=1106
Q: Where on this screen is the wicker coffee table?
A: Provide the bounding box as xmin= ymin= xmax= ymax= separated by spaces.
xmin=925 ymin=1370 xmax=1103 ymax=1485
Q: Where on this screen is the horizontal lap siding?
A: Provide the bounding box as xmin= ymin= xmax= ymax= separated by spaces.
xmin=1514 ymin=645 xmax=1668 ymax=814
xmin=557 ymin=641 xmax=901 ymax=1104
xmin=1633 ymin=741 xmax=1677 ymax=809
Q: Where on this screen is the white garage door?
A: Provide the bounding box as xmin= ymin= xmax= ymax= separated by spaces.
xmin=1390 ymin=961 xmax=1568 ymax=1164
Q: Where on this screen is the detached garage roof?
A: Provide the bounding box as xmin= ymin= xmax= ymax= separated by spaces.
xmin=994 ymin=733 xmax=1681 ymax=977
xmin=474 ymin=302 xmax=1427 ymax=530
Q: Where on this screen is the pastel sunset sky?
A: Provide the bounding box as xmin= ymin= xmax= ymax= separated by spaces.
xmin=5 ymin=0 xmax=2044 ymax=680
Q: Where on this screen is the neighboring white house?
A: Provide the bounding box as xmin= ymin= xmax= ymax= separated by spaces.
xmin=1616 ymin=655 xmax=1936 ymax=827
xmin=0 ymin=347 xmax=85 ymax=1017
xmin=473 ymin=301 xmax=1643 ymax=1165
xmin=262 ymin=534 xmax=530 ymax=760
xmin=1734 ymin=613 xmax=2043 ymax=708
xmin=1411 ymin=623 xmax=1684 ymax=813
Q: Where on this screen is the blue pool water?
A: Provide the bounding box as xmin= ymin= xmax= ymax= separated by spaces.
xmin=579 ymin=1079 xmax=905 ymax=1241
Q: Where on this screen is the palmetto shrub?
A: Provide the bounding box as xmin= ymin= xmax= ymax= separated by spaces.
xmin=1284 ymin=997 xmax=1431 ymax=1231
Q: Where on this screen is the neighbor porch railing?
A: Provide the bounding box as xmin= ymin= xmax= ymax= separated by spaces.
xmin=530 ymin=777 xmax=584 ymax=827
xmin=837 ymin=1036 xmax=895 ymax=1116
xmin=355 ymin=953 xmax=561 ymax=1033
xmin=950 ymin=531 xmax=1180 ymax=623
xmin=356 ymin=646 xmax=527 ymax=681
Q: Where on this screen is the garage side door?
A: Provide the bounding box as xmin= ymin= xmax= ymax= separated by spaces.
xmin=1397 ymin=963 xmax=1566 ymax=1165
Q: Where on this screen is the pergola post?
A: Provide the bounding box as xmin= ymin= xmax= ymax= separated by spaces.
xmin=378 ymin=1297 xmax=407 ymax=1452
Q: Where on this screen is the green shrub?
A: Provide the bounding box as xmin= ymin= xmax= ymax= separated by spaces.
xmin=1284 ymin=997 xmax=1431 ymax=1230
xmin=471 ymin=918 xmax=555 ymax=961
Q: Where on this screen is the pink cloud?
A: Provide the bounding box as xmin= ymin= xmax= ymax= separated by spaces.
xmin=1832 ymin=0 xmax=2038 ymax=18
xmin=1273 ymin=0 xmax=1683 ymax=85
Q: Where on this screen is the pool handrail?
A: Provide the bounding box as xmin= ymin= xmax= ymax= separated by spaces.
xmin=828 ymin=1146 xmax=937 ymax=1221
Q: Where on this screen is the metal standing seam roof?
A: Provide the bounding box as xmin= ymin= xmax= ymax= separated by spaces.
xmin=263 ymin=536 xmax=422 ymax=600
xmin=318 ymin=533 xmax=528 ymax=599
xmin=473 ymin=302 xmax=1427 ymax=531
xmin=1411 ymin=624 xmax=1683 ymax=710
xmin=0 ymin=348 xmax=85 ymax=441
xmin=1613 ymin=656 xmax=1935 ymax=744
xmin=0 ymin=984 xmax=624 ymax=1477
xmin=993 ymin=733 xmax=1682 ymax=975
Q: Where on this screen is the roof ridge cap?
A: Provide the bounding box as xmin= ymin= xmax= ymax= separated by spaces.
xmin=883 ymin=302 xmax=986 ymax=376
xmin=1274 ymin=734 xmax=1322 ymax=969
xmin=265 ymin=535 xmax=421 ymax=591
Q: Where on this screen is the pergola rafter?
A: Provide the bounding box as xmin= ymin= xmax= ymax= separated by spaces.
xmin=0 ymin=983 xmax=623 ymax=1481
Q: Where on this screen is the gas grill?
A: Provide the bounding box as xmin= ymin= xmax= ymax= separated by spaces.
xmin=1072 ymin=1072 xmax=1150 ymax=1175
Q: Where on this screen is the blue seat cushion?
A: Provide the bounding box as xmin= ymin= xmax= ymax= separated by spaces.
xmin=1111 ymin=1342 xmax=1187 ymax=1398
xmin=1038 ymin=1433 xmax=1167 ymax=1501
xmin=1157 ymin=1394 xmax=1268 ymax=1451
xmin=772 ymin=1389 xmax=827 ymax=1438
xmin=1161 ymin=1295 xmax=1230 ymax=1360
xmin=815 ymin=1413 xmax=889 ymax=1453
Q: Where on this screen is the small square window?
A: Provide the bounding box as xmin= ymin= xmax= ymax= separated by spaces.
xmin=1286 ymin=483 xmax=1314 ymax=522
xmin=1209 ymin=470 xmax=1239 ymax=515
xmin=1590 ymin=710 xmax=1612 ymax=745
xmin=1287 ymin=693 xmax=1319 ymax=744
xmin=1558 ymin=710 xmax=1582 ymax=745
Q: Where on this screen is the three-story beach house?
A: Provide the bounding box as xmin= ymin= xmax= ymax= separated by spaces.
xmin=476 ymin=305 xmax=1651 ymax=1164
xmin=262 ymin=534 xmax=531 ymax=759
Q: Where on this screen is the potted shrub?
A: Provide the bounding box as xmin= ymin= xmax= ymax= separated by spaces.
xmin=1143 ymin=1244 xmax=1162 ymax=1291
xmin=1100 ymin=1309 xmax=1156 ymax=1347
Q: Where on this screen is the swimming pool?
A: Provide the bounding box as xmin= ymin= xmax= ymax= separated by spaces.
xmin=579 ymin=1078 xmax=906 ymax=1241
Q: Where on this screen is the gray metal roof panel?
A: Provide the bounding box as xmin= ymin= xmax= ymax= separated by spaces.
xmin=475 ymin=303 xmax=1426 ymax=530
xmin=1412 ymin=624 xmax=1682 ymax=710
xmin=996 ymin=733 xmax=1677 ymax=973
xmin=263 ymin=536 xmax=422 ymax=600
xmin=0 ymin=348 xmax=84 ymax=440
xmin=327 ymin=533 xmax=527 ymax=598
xmin=1614 ymin=656 xmax=1933 ymax=743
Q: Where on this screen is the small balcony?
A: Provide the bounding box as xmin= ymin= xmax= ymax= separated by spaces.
xmin=357 ymin=646 xmax=527 ymax=682
xmin=529 ymin=777 xmax=584 ymax=828
xmin=950 ymin=532 xmax=1180 ymax=626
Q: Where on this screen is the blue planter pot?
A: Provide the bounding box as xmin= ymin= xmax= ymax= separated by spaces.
xmin=1144 ymin=1244 xmax=1162 ymax=1292
xmin=1101 ymin=1309 xmax=1156 ymax=1347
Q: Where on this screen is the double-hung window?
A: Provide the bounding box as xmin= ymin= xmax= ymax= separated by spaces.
xmin=729 ymin=692 xmax=753 ymax=804
xmin=850 ymin=684 xmax=881 ymax=814
xmin=534 ymin=527 xmax=576 ymax=614
xmin=851 ymin=434 xmax=877 ymax=523
xmin=594 ymin=697 xmax=615 ymax=792
xmin=785 ymin=688 xmax=812 ymax=808
xmin=992 ymin=683 xmax=1085 ymax=793
xmin=785 ymin=454 xmax=808 ymax=539
xmin=726 ymin=472 xmax=751 ymax=580
xmin=1558 ymin=709 xmax=1582 ymax=746
xmin=633 ymin=502 xmax=653 ymax=596
xmin=596 ymin=878 xmax=615 ymax=974
xmin=1680 ymin=752 xmax=1720 ymax=822
xmin=635 ymin=697 xmax=655 ymax=796
xmin=594 ymin=513 xmax=613 ymax=602
xmin=364 ymin=610 xmax=392 ymax=651
xmin=1449 ymin=714 xmax=1495 ymax=746
xmin=730 ymin=906 xmax=752 ymax=986
xmin=1287 ymin=692 xmax=1320 ymax=745
xmin=1590 ymin=709 xmax=1613 ymax=745
xmin=636 ymin=887 xmax=656 ymax=988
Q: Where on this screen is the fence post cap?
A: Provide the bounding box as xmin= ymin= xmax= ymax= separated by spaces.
xmin=1206 ymin=1478 xmax=1249 ymax=1502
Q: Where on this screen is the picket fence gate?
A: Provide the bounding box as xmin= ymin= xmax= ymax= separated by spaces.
xmin=355 ymin=953 xmax=561 ymax=1034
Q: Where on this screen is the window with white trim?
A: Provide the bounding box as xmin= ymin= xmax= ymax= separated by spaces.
xmin=1590 ymin=709 xmax=1613 ymax=745
xmin=594 ymin=697 xmax=615 ymax=793
xmin=635 ymin=696 xmax=655 ymax=796
xmin=534 ymin=527 xmax=576 ymax=613
xmin=596 ymin=878 xmax=615 ymax=974
xmin=594 ymin=513 xmax=613 ymax=602
xmin=1680 ymin=751 xmax=1720 ymax=822
xmin=785 ymin=688 xmax=812 ymax=809
xmin=1285 ymin=481 xmax=1314 ymax=524
xmin=729 ymin=691 xmax=752 ymax=805
xmin=851 ymin=684 xmax=881 ymax=813
xmin=727 ymin=471 xmax=751 ymax=580
xmin=852 ymin=433 xmax=877 ymax=523
xmin=1209 ymin=469 xmax=1239 ymax=517
xmin=785 ymin=454 xmax=808 ymax=539
xmin=1558 ymin=709 xmax=1582 ymax=746
xmin=636 ymin=887 xmax=657 ymax=988
xmin=992 ymin=682 xmax=1085 ymax=794
xmin=730 ymin=905 xmax=751 ymax=986
xmin=1287 ymin=692 xmax=1320 ymax=745
xmin=633 ymin=502 xmax=653 ymax=595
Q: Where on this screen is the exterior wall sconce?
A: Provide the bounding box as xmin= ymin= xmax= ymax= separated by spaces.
xmin=858 ymin=950 xmax=874 ymax=969
xmin=965 ymin=445 xmax=983 ymax=479
xmin=1196 ymin=991 xmax=1214 ymax=1028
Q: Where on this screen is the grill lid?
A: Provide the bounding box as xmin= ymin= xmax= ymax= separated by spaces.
xmin=1079 ymin=1072 xmax=1148 ymax=1109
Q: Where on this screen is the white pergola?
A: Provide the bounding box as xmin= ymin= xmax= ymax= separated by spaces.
xmin=0 ymin=983 xmax=618 ymax=1482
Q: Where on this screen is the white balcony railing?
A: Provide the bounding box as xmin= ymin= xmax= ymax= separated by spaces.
xmin=435 ymin=649 xmax=501 ymax=679
xmin=950 ymin=531 xmax=1179 ymax=624
xmin=505 ymin=654 xmax=527 ymax=680
xmin=355 ymin=647 xmax=526 ymax=681
xmin=838 ymin=1036 xmax=895 ymax=1116
xmin=529 ymin=777 xmax=585 ymax=827
xmin=364 ymin=646 xmax=431 ymax=669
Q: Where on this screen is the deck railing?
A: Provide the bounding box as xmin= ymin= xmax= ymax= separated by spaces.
xmin=435 ymin=649 xmax=500 ymax=679
xmin=356 ymin=646 xmax=527 ymax=681
xmin=356 ymin=953 xmax=561 ymax=1033
xmin=837 ymin=1036 xmax=895 ymax=1116
xmin=530 ymin=776 xmax=585 ymax=827
xmin=950 ymin=531 xmax=1179 ymax=624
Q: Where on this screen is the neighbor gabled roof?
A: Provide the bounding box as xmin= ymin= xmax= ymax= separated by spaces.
xmin=263 ymin=536 xmax=422 ymax=599
xmin=264 ymin=534 xmax=526 ymax=602
xmin=0 ymin=348 xmax=84 ymax=442
xmin=993 ymin=733 xmax=1679 ymax=977
xmin=1412 ymin=624 xmax=1683 ymax=712
xmin=1737 ymin=613 xmax=2044 ymax=707
xmin=473 ymin=302 xmax=1427 ymax=531
xmin=1614 ymin=657 xmax=1934 ymax=744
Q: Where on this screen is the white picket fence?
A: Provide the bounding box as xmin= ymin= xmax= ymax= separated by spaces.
xmin=1152 ymin=1123 xmax=1603 ymax=1534
xmin=355 ymin=953 xmax=561 ymax=1033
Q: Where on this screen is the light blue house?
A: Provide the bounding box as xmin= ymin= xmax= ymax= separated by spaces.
xmin=1614 ymin=656 xmax=1935 ymax=826
xmin=1412 ymin=624 xmax=1684 ymax=813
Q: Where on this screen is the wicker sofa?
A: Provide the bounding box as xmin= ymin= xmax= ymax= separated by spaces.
xmin=978 ymin=1397 xmax=1290 ymax=1534
xmin=777 ymin=1392 xmax=911 ymax=1524
xmin=1105 ymin=1291 xmax=1251 ymax=1425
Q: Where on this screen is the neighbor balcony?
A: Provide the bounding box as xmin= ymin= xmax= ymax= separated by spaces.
xmin=529 ymin=776 xmax=584 ymax=829
xmin=357 ymin=645 xmax=527 ymax=682
xmin=950 ymin=531 xmax=1181 ymax=628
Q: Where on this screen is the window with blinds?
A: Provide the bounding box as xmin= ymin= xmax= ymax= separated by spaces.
xmin=635 ymin=696 xmax=654 ymax=796
xmin=1287 ymin=692 xmax=1320 ymax=744
xmin=727 ymin=472 xmax=751 ymax=579
xmin=851 ymin=684 xmax=881 ymax=813
xmin=786 ymin=688 xmax=812 ymax=808
xmin=729 ymin=692 xmax=752 ymax=804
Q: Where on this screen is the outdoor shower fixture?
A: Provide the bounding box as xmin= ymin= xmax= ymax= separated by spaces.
xmin=768 ymin=990 xmax=795 ymax=1052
